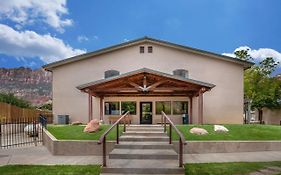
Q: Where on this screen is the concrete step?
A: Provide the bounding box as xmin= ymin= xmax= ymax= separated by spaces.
xmin=115 ymin=141 xmax=173 ymax=149
xmin=123 ymin=131 xmax=166 ymax=136
xmin=119 ymin=135 xmax=169 ymax=142
xmin=101 ymin=167 xmax=184 ymax=174
xmin=129 ymin=125 xmax=163 ymax=127
xmin=109 ymin=149 xmax=178 ymax=160
xmin=106 ymin=159 xmax=180 ymax=168
xmin=126 ymin=128 xmax=164 ymax=132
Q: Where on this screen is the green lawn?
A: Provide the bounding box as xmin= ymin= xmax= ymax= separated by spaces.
xmin=0 ymin=165 xmax=101 ymax=175
xmin=172 ymin=124 xmax=281 ymax=140
xmin=185 ymin=161 xmax=281 ymax=175
xmin=47 ymin=124 xmax=281 ymax=141
xmin=1 ymin=162 xmax=281 ymax=175
xmin=47 ymin=124 xmax=123 ymax=140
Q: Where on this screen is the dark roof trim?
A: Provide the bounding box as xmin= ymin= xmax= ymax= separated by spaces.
xmin=43 ymin=36 xmax=254 ymax=71
xmin=77 ymin=68 xmax=215 ymax=90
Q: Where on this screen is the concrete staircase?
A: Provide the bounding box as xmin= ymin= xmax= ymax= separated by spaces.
xmin=101 ymin=125 xmax=184 ymax=175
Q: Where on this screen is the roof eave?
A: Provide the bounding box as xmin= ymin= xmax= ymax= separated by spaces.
xmin=42 ymin=36 xmax=254 ymax=71
xmin=76 ymin=68 xmax=215 ymax=91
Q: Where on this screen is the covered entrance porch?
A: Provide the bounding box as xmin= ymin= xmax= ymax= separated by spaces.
xmin=77 ymin=68 xmax=215 ymax=124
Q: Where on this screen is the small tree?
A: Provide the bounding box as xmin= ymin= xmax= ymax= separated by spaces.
xmin=235 ymin=50 xmax=281 ymax=123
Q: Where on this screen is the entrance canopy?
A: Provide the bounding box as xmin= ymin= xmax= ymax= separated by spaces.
xmin=77 ymin=68 xmax=215 ymax=124
xmin=77 ymin=68 xmax=215 ymax=97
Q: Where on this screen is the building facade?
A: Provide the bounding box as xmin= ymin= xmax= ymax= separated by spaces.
xmin=43 ymin=37 xmax=253 ymax=124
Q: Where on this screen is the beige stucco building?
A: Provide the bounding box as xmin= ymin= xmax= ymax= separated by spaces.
xmin=43 ymin=37 xmax=253 ymax=124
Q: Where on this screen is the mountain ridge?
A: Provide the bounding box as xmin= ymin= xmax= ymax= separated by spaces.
xmin=0 ymin=67 xmax=52 ymax=106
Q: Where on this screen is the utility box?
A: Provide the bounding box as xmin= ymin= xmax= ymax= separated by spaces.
xmin=182 ymin=114 xmax=189 ymax=124
xmin=57 ymin=115 xmax=69 ymax=124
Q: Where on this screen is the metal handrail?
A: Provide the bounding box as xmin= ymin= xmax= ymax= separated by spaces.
xmin=161 ymin=111 xmax=187 ymax=167
xmin=98 ymin=111 xmax=130 ymax=167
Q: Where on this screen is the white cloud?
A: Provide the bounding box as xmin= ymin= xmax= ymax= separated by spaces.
xmin=0 ymin=0 xmax=72 ymax=32
xmin=223 ymin=46 xmax=281 ymax=65
xmin=77 ymin=35 xmax=89 ymax=43
xmin=0 ymin=24 xmax=86 ymax=63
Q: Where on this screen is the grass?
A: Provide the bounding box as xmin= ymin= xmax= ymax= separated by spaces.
xmin=47 ymin=124 xmax=123 ymax=140
xmin=1 ymin=162 xmax=281 ymax=175
xmin=185 ymin=161 xmax=281 ymax=175
xmin=47 ymin=124 xmax=281 ymax=141
xmin=0 ymin=165 xmax=101 ymax=175
xmin=172 ymin=124 xmax=281 ymax=140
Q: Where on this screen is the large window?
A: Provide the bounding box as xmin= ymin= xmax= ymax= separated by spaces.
xmin=121 ymin=101 xmax=136 ymax=115
xmin=105 ymin=102 xmax=120 ymax=115
xmin=173 ymin=101 xmax=188 ymax=115
xmin=156 ymin=101 xmax=171 ymax=115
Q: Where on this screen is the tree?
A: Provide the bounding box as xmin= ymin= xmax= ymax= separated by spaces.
xmin=0 ymin=93 xmax=32 ymax=108
xmin=234 ymin=48 xmax=253 ymax=61
xmin=37 ymin=102 xmax=52 ymax=111
xmin=235 ymin=50 xmax=281 ymax=123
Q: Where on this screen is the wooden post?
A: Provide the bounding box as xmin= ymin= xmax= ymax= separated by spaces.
xmin=198 ymin=89 xmax=203 ymax=124
xmin=189 ymin=96 xmax=193 ymax=124
xmin=88 ymin=92 xmax=93 ymax=122
xmin=100 ymin=96 xmax=104 ymax=121
xmin=179 ymin=138 xmax=183 ymax=167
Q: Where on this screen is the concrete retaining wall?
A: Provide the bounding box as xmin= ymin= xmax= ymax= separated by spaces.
xmin=173 ymin=141 xmax=281 ymax=154
xmin=43 ymin=129 xmax=281 ymax=155
xmin=43 ymin=129 xmax=115 ymax=156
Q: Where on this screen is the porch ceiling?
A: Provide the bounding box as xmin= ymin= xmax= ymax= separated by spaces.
xmin=77 ymin=68 xmax=215 ymax=97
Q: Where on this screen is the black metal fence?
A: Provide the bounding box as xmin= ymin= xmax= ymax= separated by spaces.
xmin=0 ymin=116 xmax=47 ymax=148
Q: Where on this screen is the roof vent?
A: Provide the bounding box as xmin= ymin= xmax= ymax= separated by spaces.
xmin=104 ymin=70 xmax=120 ymax=79
xmin=173 ymin=69 xmax=188 ymax=78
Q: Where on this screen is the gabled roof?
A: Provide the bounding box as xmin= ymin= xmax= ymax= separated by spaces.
xmin=43 ymin=36 xmax=254 ymax=71
xmin=77 ymin=68 xmax=215 ymax=97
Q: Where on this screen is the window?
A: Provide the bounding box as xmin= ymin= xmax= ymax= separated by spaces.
xmin=173 ymin=101 xmax=188 ymax=115
xmin=121 ymin=101 xmax=136 ymax=115
xmin=104 ymin=70 xmax=120 ymax=79
xmin=105 ymin=102 xmax=120 ymax=115
xmin=148 ymin=46 xmax=153 ymax=53
xmin=139 ymin=46 xmax=145 ymax=53
xmin=173 ymin=69 xmax=188 ymax=78
xmin=156 ymin=101 xmax=171 ymax=115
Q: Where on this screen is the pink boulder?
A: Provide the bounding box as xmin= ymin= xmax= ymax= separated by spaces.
xmin=83 ymin=119 xmax=100 ymax=133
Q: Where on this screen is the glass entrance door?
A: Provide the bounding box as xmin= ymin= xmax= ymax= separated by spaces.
xmin=140 ymin=102 xmax=153 ymax=124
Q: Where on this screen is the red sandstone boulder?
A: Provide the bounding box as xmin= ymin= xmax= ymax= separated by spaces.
xmin=83 ymin=119 xmax=100 ymax=133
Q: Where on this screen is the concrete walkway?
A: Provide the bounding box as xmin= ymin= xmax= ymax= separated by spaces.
xmin=0 ymin=146 xmax=281 ymax=166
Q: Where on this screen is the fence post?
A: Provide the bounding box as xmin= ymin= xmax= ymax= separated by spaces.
xmin=0 ymin=119 xmax=2 ymax=148
xmin=33 ymin=120 xmax=37 ymax=146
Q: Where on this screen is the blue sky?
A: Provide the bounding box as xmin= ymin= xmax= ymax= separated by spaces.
xmin=0 ymin=0 xmax=280 ymax=74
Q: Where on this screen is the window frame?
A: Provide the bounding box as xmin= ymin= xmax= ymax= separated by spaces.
xmin=172 ymin=101 xmax=188 ymax=115
xmin=155 ymin=101 xmax=171 ymax=115
xmin=148 ymin=46 xmax=153 ymax=53
xmin=139 ymin=46 xmax=145 ymax=53
xmin=121 ymin=101 xmax=137 ymax=115
xmin=104 ymin=101 xmax=120 ymax=115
